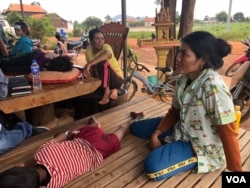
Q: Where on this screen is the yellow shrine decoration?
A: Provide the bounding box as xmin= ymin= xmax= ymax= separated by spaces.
xmin=137 ymin=0 xmax=179 ymax=74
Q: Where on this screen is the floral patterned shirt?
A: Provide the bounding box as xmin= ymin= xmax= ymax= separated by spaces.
xmin=171 ymin=69 xmax=235 ymax=173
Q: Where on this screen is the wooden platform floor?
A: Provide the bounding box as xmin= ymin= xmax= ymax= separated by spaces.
xmin=65 ymin=96 xmax=250 ymax=188
xmin=1 ymin=96 xmax=250 ymax=188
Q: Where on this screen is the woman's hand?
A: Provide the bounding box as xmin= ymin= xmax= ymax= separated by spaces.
xmin=149 ymin=130 xmax=163 ymax=150
xmin=82 ymin=63 xmax=92 ymax=78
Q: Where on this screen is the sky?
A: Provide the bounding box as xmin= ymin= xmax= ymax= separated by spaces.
xmin=1 ymin=0 xmax=250 ymax=22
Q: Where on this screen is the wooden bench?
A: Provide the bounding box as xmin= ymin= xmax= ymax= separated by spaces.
xmin=1 ymin=96 xmax=250 ymax=188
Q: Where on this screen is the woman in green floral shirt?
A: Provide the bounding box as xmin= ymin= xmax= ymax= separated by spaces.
xmin=130 ymin=31 xmax=242 ymax=181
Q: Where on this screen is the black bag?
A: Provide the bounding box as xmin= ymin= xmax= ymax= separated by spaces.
xmin=0 ymin=51 xmax=36 ymax=74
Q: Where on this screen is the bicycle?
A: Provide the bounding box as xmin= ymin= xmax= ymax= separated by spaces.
xmin=120 ymin=49 xmax=180 ymax=103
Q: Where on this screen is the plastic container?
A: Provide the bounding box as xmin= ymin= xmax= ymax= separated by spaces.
xmin=147 ymin=75 xmax=158 ymax=86
xmin=234 ymin=105 xmax=241 ymax=134
xmin=30 ymin=60 xmax=42 ymax=90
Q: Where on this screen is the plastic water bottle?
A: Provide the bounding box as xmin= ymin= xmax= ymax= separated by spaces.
xmin=31 ymin=60 xmax=42 ymax=90
xmin=234 ymin=105 xmax=241 ymax=134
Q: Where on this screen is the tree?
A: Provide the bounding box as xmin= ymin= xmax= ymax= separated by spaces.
xmin=72 ymin=21 xmax=85 ymax=37
xmin=163 ymin=0 xmax=195 ymax=69
xmin=203 ymin=15 xmax=210 ymax=21
xmin=26 ymin=17 xmax=55 ymax=44
xmin=82 ymin=16 xmax=103 ymax=30
xmin=164 ymin=0 xmax=177 ymax=38
xmin=175 ymin=11 xmax=180 ymax=24
xmin=104 ymin=15 xmax=112 ymax=23
xmin=216 ymin=11 xmax=228 ymax=22
xmin=31 ymin=2 xmax=40 ymax=6
xmin=6 ymin=11 xmax=22 ymax=26
xmin=178 ymin=0 xmax=195 ymax=39
xmin=154 ymin=0 xmax=161 ymax=8
xmin=233 ymin=12 xmax=245 ymax=22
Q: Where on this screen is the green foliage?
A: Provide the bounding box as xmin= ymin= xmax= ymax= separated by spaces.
xmin=216 ymin=11 xmax=228 ymax=22
xmin=175 ymin=11 xmax=180 ymax=25
xmin=128 ymin=31 xmax=153 ymax=39
xmin=233 ymin=12 xmax=245 ymax=22
xmin=104 ymin=15 xmax=112 ymax=22
xmin=129 ymin=20 xmax=145 ymax=27
xmin=192 ymin=22 xmax=250 ymax=41
xmin=154 ymin=0 xmax=161 ymax=6
xmin=128 ymin=22 xmax=250 ymax=42
xmin=26 ymin=17 xmax=55 ymax=44
xmin=73 ymin=23 xmax=83 ymax=37
xmin=82 ymin=16 xmax=103 ymax=30
xmin=5 ymin=12 xmax=22 ymax=26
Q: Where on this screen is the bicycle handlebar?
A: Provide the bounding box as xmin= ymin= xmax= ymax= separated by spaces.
xmin=128 ymin=49 xmax=150 ymax=73
xmin=241 ymin=38 xmax=250 ymax=47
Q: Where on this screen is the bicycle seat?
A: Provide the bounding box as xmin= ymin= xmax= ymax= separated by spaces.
xmin=155 ymin=67 xmax=173 ymax=75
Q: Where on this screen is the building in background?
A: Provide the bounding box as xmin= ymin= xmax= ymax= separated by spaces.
xmin=1 ymin=3 xmax=73 ymax=32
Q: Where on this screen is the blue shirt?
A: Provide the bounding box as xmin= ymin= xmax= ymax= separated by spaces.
xmin=10 ymin=35 xmax=33 ymax=56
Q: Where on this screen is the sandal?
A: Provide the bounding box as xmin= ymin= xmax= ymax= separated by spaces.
xmin=130 ymin=111 xmax=145 ymax=120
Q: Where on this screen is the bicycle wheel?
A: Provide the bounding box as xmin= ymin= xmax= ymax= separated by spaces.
xmin=159 ymin=75 xmax=178 ymax=104
xmin=165 ymin=72 xmax=180 ymax=86
xmin=159 ymin=89 xmax=174 ymax=104
xmin=120 ymin=79 xmax=138 ymax=101
xmin=225 ymin=63 xmax=242 ymax=77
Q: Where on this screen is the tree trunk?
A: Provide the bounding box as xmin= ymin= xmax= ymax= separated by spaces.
xmin=178 ymin=0 xmax=196 ymax=39
xmin=164 ymin=0 xmax=177 ymax=38
xmin=164 ymin=0 xmax=177 ymax=69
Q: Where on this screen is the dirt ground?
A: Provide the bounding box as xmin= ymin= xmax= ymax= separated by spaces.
xmin=76 ymin=39 xmax=250 ymax=130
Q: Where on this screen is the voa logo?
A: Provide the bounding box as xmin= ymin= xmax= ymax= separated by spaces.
xmin=226 ymin=176 xmax=246 ymax=184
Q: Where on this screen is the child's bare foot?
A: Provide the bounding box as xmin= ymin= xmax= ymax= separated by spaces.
xmin=109 ymin=89 xmax=118 ymax=100
xmin=88 ymin=116 xmax=101 ymax=127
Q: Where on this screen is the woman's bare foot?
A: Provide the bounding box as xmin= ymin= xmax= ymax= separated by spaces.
xmin=109 ymin=89 xmax=118 ymax=100
xmin=99 ymin=87 xmax=110 ymax=105
xmin=88 ymin=116 xmax=101 ymax=127
xmin=98 ymin=97 xmax=109 ymax=105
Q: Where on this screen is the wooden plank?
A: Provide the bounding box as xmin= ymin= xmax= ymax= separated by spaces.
xmin=158 ymin=171 xmax=193 ymax=188
xmin=124 ymin=171 xmax=151 ymax=188
xmin=105 ymin=163 xmax=146 ymax=188
xmin=65 ymin=137 xmax=149 ymax=188
xmin=88 ymin=152 xmax=148 ymax=187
